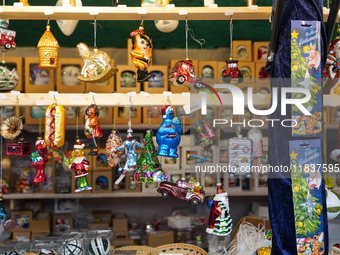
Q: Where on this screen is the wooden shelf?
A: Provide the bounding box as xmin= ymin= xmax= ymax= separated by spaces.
xmin=3 ymin=189 xmax=268 ymax=199
xmin=0 ymin=6 xmax=272 ymax=21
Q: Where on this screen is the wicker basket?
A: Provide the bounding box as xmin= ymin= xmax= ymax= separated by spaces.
xmin=150 ymin=243 xmax=208 ymax=255
xmin=113 ymin=245 xmax=154 ymax=255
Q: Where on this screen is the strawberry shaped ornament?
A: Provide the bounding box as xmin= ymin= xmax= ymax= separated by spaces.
xmin=156 ymin=103 xmax=182 ymax=158
xmin=30 ymin=137 xmax=48 ymax=183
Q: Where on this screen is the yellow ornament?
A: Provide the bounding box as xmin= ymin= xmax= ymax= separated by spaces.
xmin=294 ymin=186 xmax=299 ymax=192
xmin=20 ymin=0 xmax=29 ymax=6
xmin=313 ymin=88 xmax=318 ymax=94
xmin=298 ymin=221 xmax=303 ymax=227
xmin=256 ymin=247 xmax=272 ymax=255
xmin=293 ymin=65 xmax=298 ymax=70
xmin=37 ymin=24 xmax=60 ymax=69
xmin=317 ymin=209 xmax=321 ymax=214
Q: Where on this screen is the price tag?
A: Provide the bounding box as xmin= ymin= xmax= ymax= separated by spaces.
xmin=225 ymin=11 xmax=234 ymax=16
xmin=140 ymin=91 xmax=149 ymax=97
xmin=13 ymin=2 xmax=23 ymax=7
xmin=178 ymin=10 xmax=188 ymax=15
xmin=89 ymin=92 xmax=98 ymax=98
xmin=62 ymin=3 xmax=72 ymax=7
xmin=163 ymin=91 xmax=172 ymax=97
xmin=48 ymin=91 xmax=58 ymax=96
xmin=72 ymin=95 xmax=82 ymax=101
xmin=90 ymin=11 xmax=99 ymax=15
xmin=36 ymin=101 xmax=46 ymax=106
xmin=111 ymin=93 xmax=121 ymax=97
xmin=181 ymin=92 xmax=190 ymax=97
xmin=117 ymin=5 xmax=127 ymax=9
xmin=138 ymin=9 xmax=147 ymax=15
xmin=10 ymin=91 xmax=20 ymax=96
xmin=256 ymin=93 xmax=265 ymax=99
xmin=249 ymin=5 xmax=258 ymax=10
xmin=44 ymin=10 xmax=54 ymax=15
xmin=127 ymin=91 xmax=137 ymax=97
xmin=209 ymin=4 xmax=218 ymax=8
xmin=166 ymin=4 xmax=175 ymax=9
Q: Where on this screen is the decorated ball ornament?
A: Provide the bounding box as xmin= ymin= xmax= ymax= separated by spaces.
xmin=294 ymin=186 xmax=300 ymax=192
xmin=253 ymin=247 xmax=271 ymax=255
xmin=326 ymin=188 xmax=340 ymax=220
xmin=155 ymin=20 xmax=179 ymax=33
xmin=89 ymin=236 xmax=111 ymax=255
xmin=3 ymin=219 xmax=17 ymax=232
xmin=0 ymin=63 xmax=19 ymax=92
xmin=60 ymin=238 xmax=83 ymax=255
xmin=0 ymin=116 xmax=23 ymax=140
xmin=298 ymin=221 xmax=303 ymax=228
xmin=56 ymin=0 xmax=82 ymax=36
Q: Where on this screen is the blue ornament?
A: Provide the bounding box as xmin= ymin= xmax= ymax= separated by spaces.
xmin=156 ymin=105 xmax=182 ymax=158
xmin=207 ymin=197 xmax=213 ymax=209
xmin=0 ymin=204 xmax=7 ymax=219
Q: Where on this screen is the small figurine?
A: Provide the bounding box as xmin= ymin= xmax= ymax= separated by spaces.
xmin=189 ymin=117 xmax=215 ymax=163
xmin=206 ymin=181 xmax=232 ymax=236
xmin=332 ymin=244 xmax=340 ymax=255
xmin=130 ymin=23 xmax=153 ymax=82
xmin=157 ymin=177 xmax=205 ymax=205
xmin=223 ymin=58 xmax=243 ymax=84
xmin=0 ymin=28 xmax=16 ymax=52
xmin=168 ymin=59 xmax=222 ymax=105
xmin=114 ymin=129 xmax=143 ymax=185
xmin=66 ymin=140 xmax=92 ymax=193
xmin=156 ymin=104 xmax=182 ymax=158
xmin=84 ymin=104 xmax=103 ymax=155
xmin=30 ymin=137 xmax=48 ymax=183
xmin=77 ymin=42 xmax=118 ymax=83
xmin=15 ymin=168 xmax=33 ymax=193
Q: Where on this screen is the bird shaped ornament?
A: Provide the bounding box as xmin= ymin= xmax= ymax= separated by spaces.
xmin=77 ymin=43 xmax=118 ymax=83
xmin=56 ymin=0 xmax=82 ymax=36
xmin=30 ymin=137 xmax=48 ymax=183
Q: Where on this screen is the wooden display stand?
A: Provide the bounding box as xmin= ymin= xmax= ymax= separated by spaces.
xmin=24 ymin=57 xmax=55 ymax=93
xmin=116 ymin=65 xmax=140 ymax=93
xmin=144 ymin=65 xmax=168 ymax=93
xmin=92 ymin=170 xmax=112 ymax=193
xmin=56 ymin=58 xmax=85 ymax=93
xmin=142 ymin=106 xmax=164 ymax=125
xmin=5 ymin=57 xmax=23 ymax=92
xmin=217 ymin=61 xmax=226 ymax=78
xmin=93 ymin=148 xmax=112 ymax=171
xmin=125 ymin=171 xmax=142 ymax=193
xmin=233 ymin=40 xmax=252 ymax=62
xmin=85 ymin=60 xmax=115 ymax=93
xmin=198 ymin=61 xmax=218 ymax=79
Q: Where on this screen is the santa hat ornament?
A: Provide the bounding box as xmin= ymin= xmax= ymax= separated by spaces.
xmin=74 ymin=140 xmax=85 ymax=149
xmin=162 ymin=104 xmax=173 ymax=118
xmin=330 ymin=125 xmax=340 ymax=162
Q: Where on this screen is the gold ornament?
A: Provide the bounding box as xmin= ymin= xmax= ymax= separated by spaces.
xmin=316 ymin=208 xmax=321 ymax=214
xmin=256 ymin=247 xmax=271 ymax=255
xmin=77 ymin=43 xmax=118 ymax=83
xmin=293 ymin=64 xmax=298 ymax=70
xmin=37 ymin=24 xmax=60 ymax=70
xmin=294 ymin=186 xmax=299 ymax=192
xmin=298 ymin=221 xmax=303 ymax=227
xmin=20 ymin=0 xmax=29 ymax=6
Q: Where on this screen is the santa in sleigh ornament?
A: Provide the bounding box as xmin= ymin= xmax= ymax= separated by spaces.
xmin=77 ymin=42 xmax=118 ymax=83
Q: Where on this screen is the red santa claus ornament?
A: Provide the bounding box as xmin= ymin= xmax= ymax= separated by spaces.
xmin=206 ymin=181 xmax=232 ymax=236
xmin=30 ymin=137 xmax=48 ymax=183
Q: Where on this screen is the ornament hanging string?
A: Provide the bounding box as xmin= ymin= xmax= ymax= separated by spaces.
xmin=38 ymin=107 xmax=42 ymax=137
xmin=148 ymin=107 xmax=153 ymax=134
xmin=90 ymin=18 xmax=102 ymax=49
xmin=182 ymin=113 xmax=185 ymax=178
xmin=230 ymin=16 xmax=233 ymax=59
xmin=216 ymin=110 xmax=221 ymax=182
xmin=76 ymin=107 xmax=79 ymax=140
xmin=185 ymin=19 xmax=205 ymax=59
xmin=15 ymin=95 xmax=19 ymax=117
xmin=112 ymin=106 xmax=116 ymax=131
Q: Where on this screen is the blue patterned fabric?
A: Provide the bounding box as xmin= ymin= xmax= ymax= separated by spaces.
xmin=265 ymin=0 xmax=328 ymax=254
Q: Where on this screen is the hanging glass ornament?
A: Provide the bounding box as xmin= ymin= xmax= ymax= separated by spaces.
xmin=105 ymin=130 xmax=123 ymax=167
xmin=84 ymin=103 xmax=102 ymax=156
xmin=56 ymin=0 xmax=82 ymax=36
xmin=0 ymin=116 xmax=23 ymax=139
xmin=0 ymin=193 xmax=17 ymax=232
xmin=37 ymin=22 xmax=60 ymax=69
xmin=0 ymin=62 xmax=19 ymax=92
xmin=30 ymin=137 xmax=48 ymax=183
xmin=0 ymin=28 xmax=16 ymax=52
xmin=130 ymin=22 xmax=153 ymax=82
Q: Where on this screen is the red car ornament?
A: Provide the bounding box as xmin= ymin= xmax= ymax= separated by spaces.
xmin=223 ymin=58 xmax=243 ymax=84
xmin=0 ymin=28 xmax=16 ymax=52
xmin=169 ymin=59 xmax=222 ymax=105
xmin=157 ymin=178 xmax=205 ymax=205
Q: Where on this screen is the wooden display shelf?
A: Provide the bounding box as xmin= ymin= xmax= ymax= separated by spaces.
xmin=3 ymin=189 xmax=268 ymax=199
xmin=0 ymin=6 xmax=272 ymax=21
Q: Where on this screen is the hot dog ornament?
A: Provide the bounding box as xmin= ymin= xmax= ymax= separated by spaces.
xmin=44 ymin=103 xmax=66 ymax=149
xmin=130 ymin=22 xmax=153 ymax=82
